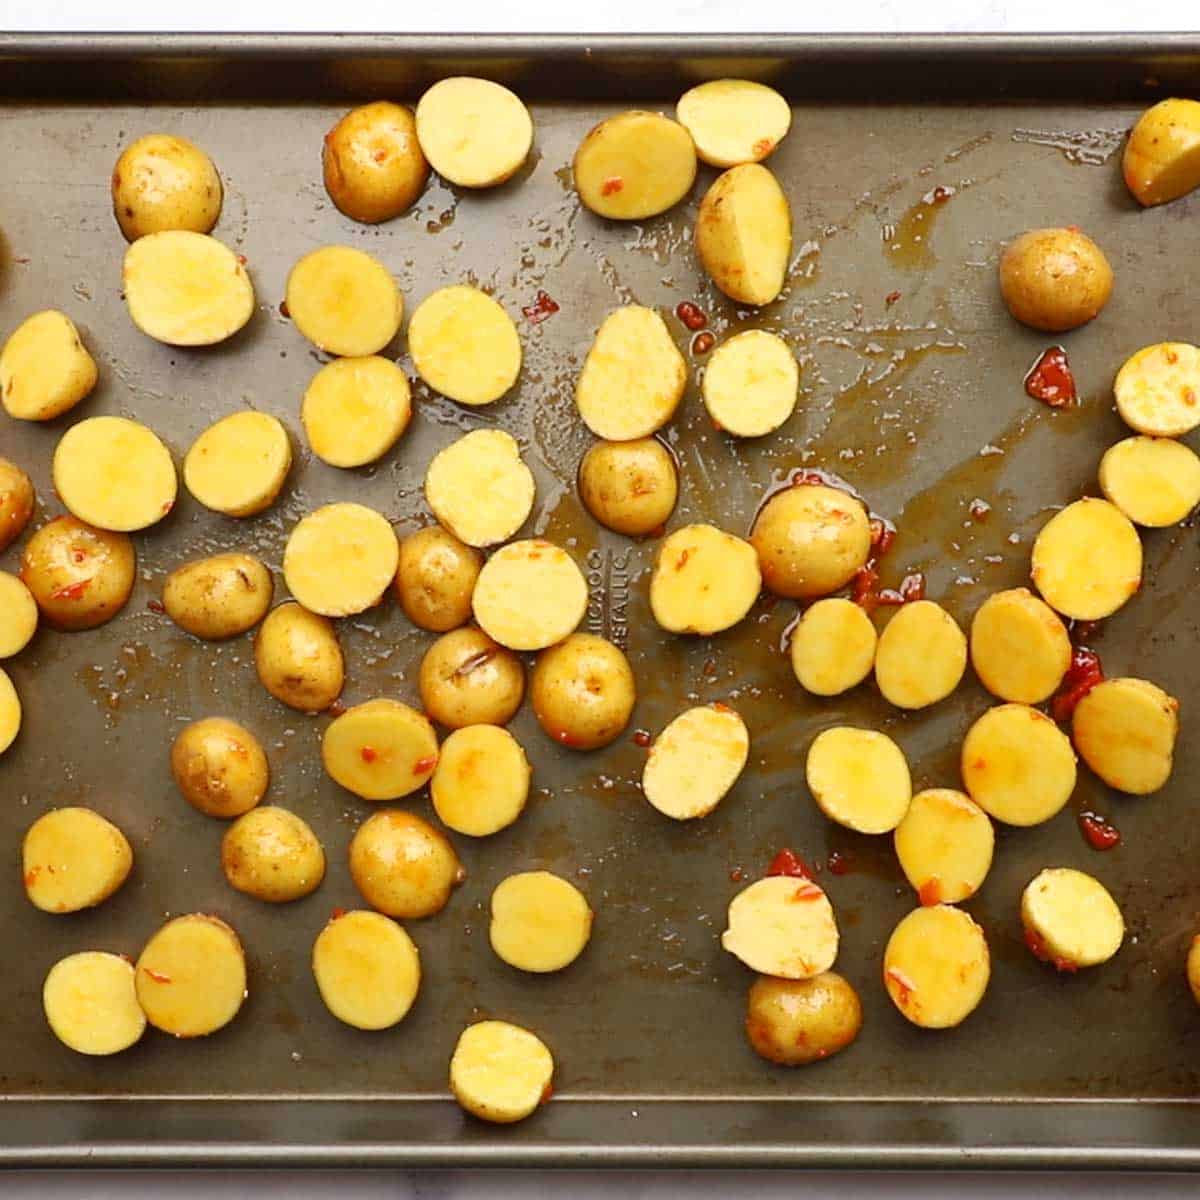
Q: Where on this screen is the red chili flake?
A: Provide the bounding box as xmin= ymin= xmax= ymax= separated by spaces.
xmin=729 ymin=866 xmax=744 ymax=883
xmin=279 ymin=300 xmax=291 ymax=319
xmin=11 ymin=256 xmax=30 ymax=265
xmin=752 ymin=137 xmax=774 ymax=157
xmin=926 ymin=184 xmax=955 ymax=204
xmin=968 ymin=498 xmax=991 ymax=522
xmin=541 ymin=1082 xmax=555 ymax=1104
xmin=675 ymin=548 xmax=691 ymax=570
xmin=918 ymin=879 xmax=942 ymax=906
xmin=413 ymin=754 xmax=438 ymax=774
xmin=70 ymin=548 xmax=88 ymax=565
xmin=331 ymin=907 xmax=347 ymax=921
xmin=852 ymin=562 xmax=882 ymax=612
xmin=146 ymin=599 xmax=166 ymax=614
xmin=1024 ymin=346 xmax=1077 ymax=408
xmin=790 ymin=883 xmax=825 ymax=902
xmin=236 ymin=254 xmax=247 ymax=265
xmin=675 ymin=301 xmax=708 ymax=331
xmin=600 ymin=176 xmax=623 ymax=196
xmin=161 ymin=498 xmax=174 ymax=515
xmin=1070 ymin=619 xmax=1102 ymax=645
xmin=897 ymin=572 xmax=926 ymax=602
xmin=826 ymin=850 xmax=852 ymax=876
xmin=360 ymin=746 xmax=378 ymax=764
xmin=23 ymin=867 xmax=39 ymax=887
xmin=142 ymin=968 xmax=172 ymax=984
xmin=869 ymin=518 xmax=896 ymax=555
xmin=1079 ymin=811 xmax=1121 ymax=851
xmin=522 ymin=290 xmax=560 ymax=324
xmin=790 ymin=468 xmax=829 ymax=488
xmin=554 ymin=728 xmax=582 ymax=747
xmin=691 ymin=331 xmax=715 ymax=355
xmin=50 ymin=579 xmax=89 ymax=601
xmin=886 ymin=965 xmax=916 ymax=1004
xmin=711 ymin=701 xmax=734 ymax=714
xmin=1050 ymin=646 xmax=1104 ymax=723
xmin=711 ymin=415 xmax=724 ymax=432
xmin=326 ymin=698 xmax=347 ymax=717
xmin=766 ymin=848 xmax=813 ymax=879
xmin=632 ymin=729 xmax=652 ymax=748
xmin=1024 ymin=925 xmax=1078 ymax=973
xmin=885 ymin=290 xmax=902 ymax=307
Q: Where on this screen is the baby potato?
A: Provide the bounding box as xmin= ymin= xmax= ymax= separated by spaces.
xmin=221 ymin=806 xmax=325 ymax=903
xmin=1113 ymin=343 xmax=1200 ymax=438
xmin=43 ymin=951 xmax=146 ymax=1057
xmin=323 ymin=101 xmax=429 ymax=223
xmin=696 ymin=163 xmax=791 ymax=306
xmin=0 ymin=310 xmax=97 ymax=421
xmin=0 ymin=666 xmax=21 ymax=756
xmin=183 ymin=412 xmax=292 ymax=518
xmin=424 ymin=429 xmax=535 ymax=547
xmin=419 ymin=626 xmax=525 ymax=728
xmin=0 ymin=572 xmax=37 ymax=659
xmin=415 ymin=77 xmax=533 ymax=189
xmin=806 ymin=726 xmax=912 ymax=834
xmin=1188 ymin=936 xmax=1200 ymax=1007
xmin=23 ymin=807 xmax=132 ymax=913
xmin=874 ymin=600 xmax=967 ymax=710
xmin=432 ymin=724 xmax=531 ymax=836
xmin=650 ymin=523 xmax=761 ymax=636
xmin=702 ymin=329 xmax=798 ymax=437
xmin=349 ymin=809 xmax=464 ymax=919
xmin=642 ymin=702 xmax=749 ymax=820
xmin=969 ymin=587 xmax=1071 ymax=704
xmin=530 ymin=633 xmax=636 ymax=751
xmin=53 ymin=416 xmax=177 ymax=533
xmin=1123 ymin=98 xmax=1200 ymax=207
xmin=962 ymin=703 xmax=1076 ymax=826
xmin=394 ymin=525 xmax=482 ymax=633
xmin=998 ymin=227 xmax=1113 ymax=333
xmin=20 ymin=517 xmax=135 ymax=631
xmin=283 ymin=502 xmax=399 ymax=617
xmin=322 ymin=698 xmax=438 ymax=801
xmin=1021 ymin=867 xmax=1124 ymax=970
xmin=312 ymin=909 xmax=420 ymax=1030
xmin=163 ymin=552 xmax=273 ymax=641
xmin=450 ymin=1020 xmax=554 ymax=1125
xmin=789 ymin=597 xmax=877 ymax=696
xmin=573 ymin=110 xmax=696 ymax=220
xmin=302 ymin=356 xmax=412 ymax=468
xmin=1073 ymin=677 xmax=1179 ymax=795
xmin=0 ymin=456 xmax=35 ymax=552
xmin=1100 ymin=436 xmax=1200 ymax=527
xmin=745 ymin=972 xmax=862 ymax=1067
xmin=254 ymin=601 xmax=344 ymax=713
xmin=112 ymin=133 xmax=222 ymax=240
xmin=677 ymin=79 xmax=792 ymax=168
xmin=285 ymin=245 xmax=402 ymax=358
xmin=123 ymin=230 xmax=254 ymax=346
xmin=893 ymin=788 xmax=994 ymax=906
xmin=883 ymin=905 xmax=989 ymax=1029
xmin=575 ymin=306 xmax=687 ymax=441
xmin=751 ymin=484 xmax=871 ymax=600
xmin=490 ymin=871 xmax=593 ymax=973
xmin=722 ymin=875 xmax=839 ymax=980
xmin=170 ymin=716 xmax=269 ymax=819
xmin=578 ymin=438 xmax=678 ymax=536
xmin=135 ymin=914 xmax=246 ymax=1038
xmin=472 ymin=539 xmax=587 ymax=652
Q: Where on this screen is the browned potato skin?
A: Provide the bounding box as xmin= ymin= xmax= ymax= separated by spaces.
xmin=20 ymin=517 xmax=135 ymax=631
xmin=530 ymin=633 xmax=636 ymax=750
xmin=393 ymin=525 xmax=482 ymax=633
xmin=162 ymin=553 xmax=273 ymax=640
xmin=745 ymin=972 xmax=863 ymax=1066
xmin=999 ymin=228 xmax=1114 ymax=333
xmin=0 ymin=457 xmax=35 ymax=553
xmin=170 ymin=717 xmax=269 ymax=819
xmin=578 ymin=439 xmax=678 ymax=536
xmin=349 ymin=809 xmax=464 ymax=918
xmin=323 ymin=101 xmax=430 ymax=224
xmin=419 ymin=626 xmax=525 ymax=729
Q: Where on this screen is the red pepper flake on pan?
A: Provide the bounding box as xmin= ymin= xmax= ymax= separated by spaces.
xmin=146 ymin=599 xmax=166 ymax=614
xmin=522 ymin=290 xmax=560 ymax=324
xmin=1050 ymin=646 xmax=1104 ymax=723
xmin=885 ymin=290 xmax=902 ymax=307
xmin=926 ymin=184 xmax=955 ymax=204
xmin=691 ymin=331 xmax=715 ymax=355
xmin=826 ymin=850 xmax=853 ymax=876
xmin=1025 ymin=346 xmax=1077 ymax=408
xmin=632 ymin=729 xmax=652 ymax=748
xmin=869 ymin=517 xmax=897 ymax=556
xmin=765 ymin=848 xmax=814 ymax=879
xmin=279 ymin=299 xmax=291 ymax=319
xmin=675 ymin=301 xmax=708 ymax=331
xmin=968 ymin=498 xmax=992 ymax=522
xmin=330 ymin=907 xmax=348 ymax=921
xmin=326 ymin=698 xmax=346 ymax=717
xmin=1078 ymin=811 xmax=1121 ymax=851
xmin=729 ymin=866 xmax=744 ymax=883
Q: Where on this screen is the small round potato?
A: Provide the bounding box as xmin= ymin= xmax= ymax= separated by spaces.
xmin=20 ymin=517 xmax=135 ymax=632
xmin=221 ymin=806 xmax=326 ymax=903
xmin=163 ymin=553 xmax=273 ymax=641
xmin=643 ymin=703 xmax=749 ymax=820
xmin=1021 ymin=867 xmax=1124 ymax=970
xmin=23 ymin=807 xmax=132 ymax=914
xmin=745 ymin=972 xmax=862 ymax=1067
xmin=0 ymin=666 xmax=19 ymax=756
xmin=1113 ymin=343 xmax=1200 ymax=438
xmin=43 ymin=951 xmax=146 ymax=1057
xmin=349 ymin=808 xmax=464 ymax=919
xmin=578 ymin=438 xmax=678 ymax=536
xmin=322 ymin=698 xmax=439 ymax=801
xmin=112 ymin=133 xmax=222 ymax=241
xmin=394 ymin=525 xmax=482 ymax=633
xmin=677 ymin=79 xmax=792 ymax=168
xmin=432 ymin=724 xmax=531 ymax=836
xmin=806 ymin=726 xmax=912 ymax=834
xmin=254 ymin=601 xmax=344 ymax=712
xmin=1187 ymin=936 xmax=1200 ymax=1007
xmin=1100 ymin=436 xmax=1200 ymax=527
xmin=490 ymin=871 xmax=593 ymax=973
xmin=703 ymin=329 xmax=799 ymax=437
xmin=312 ymin=909 xmax=421 ymax=1030
xmin=0 ymin=571 xmax=38 ymax=659
xmin=722 ymin=875 xmax=839 ymax=980
xmin=302 ymin=356 xmax=412 ymax=468
xmin=424 ymin=429 xmax=535 ymax=547
xmin=285 ymin=245 xmax=402 ymax=358
xmin=969 ymin=588 xmax=1071 ymax=704
xmin=323 ymin=101 xmax=429 ymax=223
xmin=893 ymin=788 xmax=994 ymax=906
xmin=789 ymin=597 xmax=877 ymax=696
xmin=419 ymin=627 xmax=525 ymax=728
xmin=998 ymin=227 xmax=1113 ymax=333
xmin=183 ymin=412 xmax=292 ymax=518
xmin=0 ymin=310 xmax=97 ymax=421
xmin=1123 ymin=97 xmax=1200 ymax=208
xmin=450 ymin=1020 xmax=554 ymax=1125
xmin=0 ymin=456 xmax=35 ymax=552
xmin=883 ymin=905 xmax=989 ymax=1029
xmin=650 ymin=524 xmax=761 ymax=636
xmin=415 ymin=77 xmax=533 ymax=189
xmin=1072 ymin=676 xmax=1179 ymax=795
xmin=530 ymin=633 xmax=636 ymax=750
xmin=171 ymin=716 xmax=269 ymax=819
xmin=472 ymin=539 xmax=587 ymax=652
xmin=874 ymin=600 xmax=967 ymax=710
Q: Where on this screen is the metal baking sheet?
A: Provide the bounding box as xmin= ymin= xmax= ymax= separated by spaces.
xmin=2 ymin=33 xmax=1200 ymax=1169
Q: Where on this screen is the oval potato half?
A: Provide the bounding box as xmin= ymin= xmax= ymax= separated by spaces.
xmin=1021 ymin=867 xmax=1124 ymax=970
xmin=702 ymin=329 xmax=798 ymax=437
xmin=450 ymin=1020 xmax=554 ymax=1124
xmin=1100 ymin=436 xmax=1200 ymax=527
xmin=472 ymin=539 xmax=587 ymax=651
xmin=806 ymin=726 xmax=912 ymax=834
xmin=677 ymin=79 xmax=792 ymax=168
xmin=650 ymin=523 xmax=761 ymax=636
xmin=721 ymin=875 xmax=839 ymax=980
xmin=0 ymin=310 xmax=97 ymax=421
xmin=1114 ymin=342 xmax=1200 ymax=438
xmin=883 ymin=904 xmax=989 ymax=1029
xmin=893 ymin=788 xmax=994 ymax=906
xmin=969 ymin=587 xmax=1071 ymax=704
xmin=416 ymin=77 xmax=533 ymax=189
xmin=874 ymin=600 xmax=967 ymax=710
xmin=1072 ymin=676 xmax=1179 ymax=795
xmin=424 ymin=429 xmax=535 ymax=548
xmin=312 ymin=909 xmax=421 ymax=1030
xmin=283 ymin=502 xmax=398 ymax=617
xmin=642 ymin=703 xmax=749 ymax=820
xmin=184 ymin=411 xmax=291 ymax=518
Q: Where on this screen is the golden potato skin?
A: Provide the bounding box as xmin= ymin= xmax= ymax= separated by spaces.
xmin=1187 ymin=936 xmax=1200 ymax=1007
xmin=323 ymin=101 xmax=429 ymax=224
xmin=170 ymin=717 xmax=269 ymax=819
xmin=112 ymin=133 xmax=222 ymax=241
xmin=254 ymin=602 xmax=344 ymax=713
xmin=163 ymin=553 xmax=273 ymax=641
xmin=0 ymin=457 xmax=35 ymax=553
xmin=20 ymin=517 xmax=135 ymax=632
xmin=530 ymin=633 xmax=636 ymax=750
xmin=394 ymin=525 xmax=482 ymax=632
xmin=746 ymin=973 xmax=863 ymax=1066
xmin=221 ymin=806 xmax=325 ymax=902
xmin=578 ymin=438 xmax=678 ymax=536
xmin=349 ymin=809 xmax=464 ymax=919
xmin=999 ymin=227 xmax=1113 ymax=333
xmin=419 ymin=627 xmax=525 ymax=729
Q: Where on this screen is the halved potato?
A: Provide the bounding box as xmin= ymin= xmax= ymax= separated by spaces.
xmin=642 ymin=703 xmax=749 ymax=820
xmin=44 ymin=952 xmax=146 ymax=1056
xmin=283 ymin=502 xmax=398 ymax=617
xmin=1021 ymin=867 xmax=1124 ymax=970
xmin=254 ymin=601 xmax=344 ymax=713
xmin=490 ymin=870 xmax=593 ymax=973
xmin=874 ymin=600 xmax=967 ymax=710
xmin=1072 ymin=677 xmax=1178 ymax=795
xmin=722 ymin=875 xmax=839 ymax=979
xmin=285 ymin=245 xmax=402 ymax=357
xmin=450 ymin=1020 xmax=554 ymax=1125
xmin=0 ymin=456 xmax=35 ymax=552
xmin=969 ymin=588 xmax=1071 ymax=704
xmin=221 ymin=806 xmax=325 ymax=903
xmin=805 ymin=726 xmax=912 ymax=834
xmin=789 ymin=597 xmax=877 ymax=696
xmin=0 ymin=310 xmax=97 ymax=420
xmin=183 ymin=412 xmax=291 ymax=517
xmin=1123 ymin=98 xmax=1200 ymax=207
xmin=23 ymin=807 xmax=132 ymax=913
xmin=702 ymin=329 xmax=798 ymax=437
xmin=394 ymin=525 xmax=482 ymax=632
xmin=112 ymin=133 xmax=222 ymax=240
xmin=312 ymin=909 xmax=421 ymax=1030
xmin=745 ymin=972 xmax=862 ymax=1067
xmin=163 ymin=552 xmax=273 ymax=641
xmin=432 ymin=724 xmax=531 ymax=836
xmin=418 ymin=626 xmax=525 ymax=728
xmin=323 ymin=101 xmax=429 ymax=223
xmin=0 ymin=572 xmax=37 ymax=659
xmin=998 ymin=227 xmax=1113 ymax=333
xmin=883 ymin=905 xmax=989 ymax=1029
xmin=677 ymin=79 xmax=792 ymax=168
xmin=578 ymin=437 xmax=678 ymax=536
xmin=302 ymin=356 xmax=412 ymax=467
xmin=322 ymin=698 xmax=438 ymax=801
xmin=893 ymin=788 xmax=994 ymax=906
xmin=0 ymin=667 xmax=20 ymax=756
xmin=649 ymin=523 xmax=761 ymax=635
xmin=472 ymin=539 xmax=587 ymax=651
xmin=170 ymin=716 xmax=269 ymax=819
xmin=530 ymin=632 xmax=636 ymax=750
xmin=424 ymin=429 xmax=535 ymax=547
xmin=1113 ymin=343 xmax=1200 ymax=438
xmin=415 ymin=77 xmax=533 ymax=188
xmin=349 ymin=809 xmax=463 ymax=918
xmin=1100 ymin=436 xmax=1200 ymax=527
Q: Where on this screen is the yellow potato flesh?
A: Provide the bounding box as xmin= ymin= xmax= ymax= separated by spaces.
xmin=322 ymin=698 xmax=439 ymax=801
xmin=893 ymin=788 xmax=994 ymax=905
xmin=789 ymin=597 xmax=877 ymax=696
xmin=302 ymin=356 xmax=412 ymax=468
xmin=1114 ymin=343 xmax=1200 ymax=438
xmin=969 ymin=587 xmax=1071 ymax=704
xmin=1123 ymin=98 xmax=1200 ymax=207
xmin=702 ymin=329 xmax=798 ymax=437
xmin=1072 ymin=677 xmax=1179 ymax=795
xmin=721 ymin=875 xmax=839 ymax=980
xmin=0 ymin=572 xmax=37 ymax=659
xmin=432 ymin=724 xmax=530 ymax=836
xmin=23 ymin=806 xmax=132 ymax=913
xmin=285 ymin=245 xmax=402 ymax=357
xmin=472 ymin=539 xmax=587 ymax=651
xmin=0 ymin=310 xmax=97 ymax=420
xmin=649 ymin=523 xmax=761 ymax=635
xmin=0 ymin=666 xmax=21 ymax=756
xmin=489 ymin=870 xmax=593 ymax=973
xmin=676 ymin=79 xmax=792 ymax=168
xmin=43 ymin=952 xmax=146 ymax=1056
xmin=805 ymin=726 xmax=912 ymax=834
xmin=874 ymin=600 xmax=967 ymax=710
xmin=184 ymin=411 xmax=291 ymax=517
xmin=1021 ymin=867 xmax=1124 ymax=969
xmin=450 ymin=1020 xmax=554 ymax=1124
xmin=1100 ymin=436 xmax=1200 ymax=527
xmin=424 ymin=429 xmax=535 ymax=547
xmin=883 ymin=904 xmax=989 ymax=1029
xmin=642 ymin=704 xmax=749 ymax=820
xmin=312 ymin=910 xmax=421 ymax=1030
xmin=416 ymin=77 xmax=533 ymax=189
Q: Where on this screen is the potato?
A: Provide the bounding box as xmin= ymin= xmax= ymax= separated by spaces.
xmin=43 ymin=951 xmax=146 ymax=1057
xmin=490 ymin=871 xmax=593 ymax=974
xmin=0 ymin=310 xmax=97 ymax=420
xmin=751 ymin=484 xmax=871 ymax=600
xmin=0 ymin=456 xmax=35 ymax=551
xmin=112 ymin=133 xmax=222 ymax=240
xmin=419 ymin=626 xmax=525 ymax=728
xmin=312 ymin=909 xmax=420 ymax=1030
xmin=893 ymin=788 xmax=994 ymax=906
xmin=578 ymin=438 xmax=678 ymax=536
xmin=323 ymin=101 xmax=429 ymax=223
xmin=415 ymin=77 xmax=533 ymax=189
xmin=431 ymin=724 xmax=531 ymax=836
xmin=874 ymin=600 xmax=967 ymax=710
xmin=573 ymin=111 xmax=696 ymax=220
xmin=170 ymin=716 xmax=269 ymax=819
xmin=135 ymin=914 xmax=246 ymax=1038
xmin=530 ymin=633 xmax=636 ymax=750
xmin=642 ymin=703 xmax=749 ymax=820
xmin=1021 ymin=868 xmax=1124 ymax=970
xmin=322 ymin=698 xmax=438 ymax=801
xmin=53 ymin=416 xmax=177 ymax=533
xmin=183 ymin=412 xmax=292 ymax=517
xmin=1113 ymin=343 xmax=1200 ymax=438
xmin=649 ymin=524 xmax=761 ymax=635
xmin=472 ymin=539 xmax=587 ymax=652
xmin=285 ymin=245 xmax=402 ymax=357
xmin=1100 ymin=436 xmax=1200 ymax=527
xmin=349 ymin=809 xmax=463 ymax=919
xmin=19 ymin=517 xmax=135 ymax=631
xmin=0 ymin=666 xmax=21 ymax=756
xmin=805 ymin=726 xmax=912 ymax=834
xmin=1123 ymin=98 xmax=1200 ymax=207
xmin=1031 ymin=498 xmax=1142 ymax=621
xmin=1072 ymin=677 xmax=1179 ymax=795
xmin=302 ymin=356 xmax=412 ymax=468
xmin=702 ymin=329 xmax=798 ymax=437
xmin=789 ymin=597 xmax=876 ymax=696
xmin=1187 ymin=936 xmax=1200 ymax=1007
xmin=575 ymin=306 xmax=687 ymax=441
xmin=961 ymin=703 xmax=1076 ymax=826
xmin=123 ymin=230 xmax=254 ymax=346
xmin=162 ymin=553 xmax=272 ymax=642
xmin=450 ymin=1020 xmax=554 ymax=1125
xmin=254 ymin=601 xmax=344 ymax=712
xmin=883 ymin=905 xmax=989 ymax=1029
xmin=745 ymin=972 xmax=861 ymax=1067
xmin=998 ymin=227 xmax=1113 ymax=333
xmin=722 ymin=875 xmax=839 ymax=980
xmin=23 ymin=807 xmax=132 ymax=913
xmin=677 ymin=79 xmax=792 ymax=168
xmin=221 ymin=806 xmax=325 ymax=903
xmin=394 ymin=525 xmax=482 ymax=633
xmin=969 ymin=587 xmax=1071 ymax=704
xmin=424 ymin=430 xmax=535 ymax=547
xmin=283 ymin=502 xmax=399 ymax=617
xmin=409 ymin=286 xmax=522 ymax=406
xmin=0 ymin=572 xmax=37 ymax=659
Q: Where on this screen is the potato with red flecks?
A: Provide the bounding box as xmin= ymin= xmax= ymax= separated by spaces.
xmin=20 ymin=517 xmax=135 ymax=632
xmin=323 ymin=101 xmax=429 ymax=223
